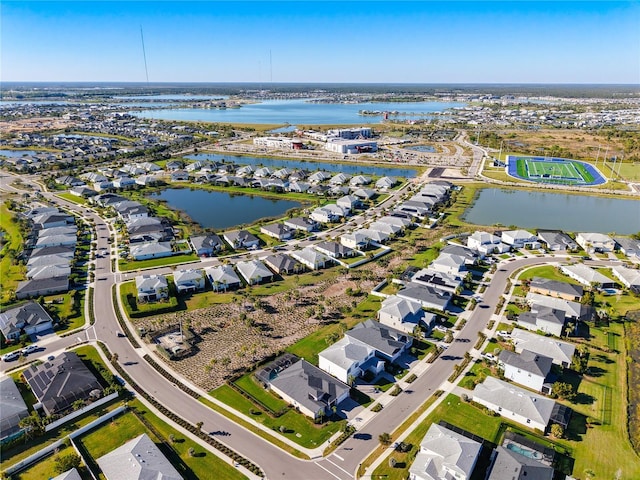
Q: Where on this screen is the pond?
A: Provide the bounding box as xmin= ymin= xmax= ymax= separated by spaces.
xmin=463 ymin=188 xmax=640 ymax=234
xmin=185 ymin=153 xmax=416 ymax=178
xmin=149 ymin=188 xmax=302 ymax=230
xmin=131 ymin=98 xmax=465 ymax=125
xmin=0 ymin=149 xmax=47 ymax=158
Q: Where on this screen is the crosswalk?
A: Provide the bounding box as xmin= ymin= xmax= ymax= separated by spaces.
xmin=315 ymin=453 xmax=354 ymax=480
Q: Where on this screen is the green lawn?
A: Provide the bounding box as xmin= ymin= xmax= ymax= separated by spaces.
xmin=233 ymin=375 xmax=289 ymax=412
xmin=458 ymin=360 xmax=493 ymax=390
xmin=209 ymin=385 xmax=343 ymax=449
xmin=118 ymin=253 xmax=199 ymax=271
xmin=13 ymin=443 xmax=84 ymax=480
xmin=517 ymin=265 xmax=580 ymax=284
xmin=79 ymin=409 xmax=147 ymax=459
xmin=56 ymin=192 xmax=88 ymax=205
xmin=120 ymin=280 xmax=181 ymax=318
xmin=0 ymin=202 xmax=27 ymax=305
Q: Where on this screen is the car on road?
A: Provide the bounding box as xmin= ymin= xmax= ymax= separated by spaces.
xmin=21 ymin=344 xmax=39 ymax=355
xmin=116 ymin=331 xmax=125 ymax=337
xmin=2 ymin=351 xmax=20 ymax=362
xmin=47 ymin=355 xmax=55 ymax=361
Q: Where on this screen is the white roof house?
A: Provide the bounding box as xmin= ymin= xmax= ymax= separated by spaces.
xmin=472 ymin=376 xmax=559 ymax=432
xmin=236 ymin=259 xmax=274 ymax=285
xmin=368 ymin=221 xmax=402 ymax=237
xmin=501 ymin=229 xmax=541 ymax=249
xmin=409 ymin=423 xmax=482 ymax=480
xmin=173 ymin=269 xmax=206 ymax=293
xmin=575 ymin=232 xmax=615 ymax=253
xmin=130 ymin=242 xmax=173 ymax=261
xmin=290 ymin=247 xmax=331 ymax=270
xmin=510 ymin=329 xmax=576 ymax=368
xmin=375 ymin=176 xmax=397 ymax=190
xmin=135 ymin=274 xmax=169 ymax=302
xmin=97 ymin=433 xmax=182 ymax=480
xmin=26 ymin=264 xmax=71 ymax=280
xmin=205 ymin=265 xmax=242 ymax=291
xmin=560 ymin=264 xmax=616 ymax=288
xmin=377 ymin=215 xmax=412 ymax=229
xmin=310 ymin=206 xmax=338 ymax=224
xmin=526 ymin=293 xmax=585 ymax=321
xmin=611 ymin=265 xmax=640 ymax=292
xmin=466 ymin=231 xmax=510 ymax=255
xmin=318 ymin=336 xmax=380 ymax=384
xmin=340 ymin=232 xmax=371 ymax=250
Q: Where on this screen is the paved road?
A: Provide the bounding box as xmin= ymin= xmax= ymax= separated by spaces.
xmin=1 ymin=171 xmax=620 ymax=479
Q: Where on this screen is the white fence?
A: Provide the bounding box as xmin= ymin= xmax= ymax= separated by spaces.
xmin=45 ymin=391 xmax=119 ymax=432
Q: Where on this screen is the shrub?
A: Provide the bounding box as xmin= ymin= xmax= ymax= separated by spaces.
xmin=371 ymin=403 xmax=383 ymax=412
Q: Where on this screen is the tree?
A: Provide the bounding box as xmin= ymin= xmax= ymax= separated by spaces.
xmin=552 ymin=382 xmax=576 ymax=401
xmin=378 ymin=432 xmax=392 ymax=446
xmin=550 ymin=424 xmax=564 ymax=439
xmin=196 ymin=421 xmax=204 ymax=431
xmin=54 ymin=453 xmax=81 ymax=474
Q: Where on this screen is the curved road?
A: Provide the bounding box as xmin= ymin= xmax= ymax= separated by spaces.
xmin=1 ymin=172 xmax=619 ymax=479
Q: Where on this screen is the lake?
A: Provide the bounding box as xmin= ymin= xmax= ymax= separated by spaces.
xmin=150 ymin=188 xmax=302 ymax=230
xmin=130 ymin=98 xmax=465 ymax=125
xmin=185 ymin=153 xmax=416 ymax=178
xmin=463 ymin=188 xmax=640 ymax=234
xmin=0 ymin=149 xmax=46 ymax=158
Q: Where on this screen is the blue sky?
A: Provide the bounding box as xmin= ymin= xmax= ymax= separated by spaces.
xmin=2 ymin=1 xmax=639 ymax=83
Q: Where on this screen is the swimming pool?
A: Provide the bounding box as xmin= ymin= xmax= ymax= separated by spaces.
xmin=506 ymin=442 xmax=543 ymax=460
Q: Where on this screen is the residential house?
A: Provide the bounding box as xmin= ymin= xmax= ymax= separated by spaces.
xmin=287 ymin=181 xmax=311 ymax=193
xmin=488 ymin=446 xmax=554 ymax=480
xmin=340 ymin=232 xmax=370 ymax=250
xmin=70 ymin=186 xmax=97 ymax=198
xmin=236 ymin=259 xmax=274 ymax=285
xmin=129 ymin=242 xmax=173 ymax=261
xmin=498 ymin=350 xmax=553 ymax=393
xmin=329 ymin=173 xmax=351 ymax=186
xmin=16 ymin=277 xmax=69 ymax=299
xmin=27 ymin=264 xmax=71 ymax=280
xmin=472 ymin=376 xmax=571 ymax=432
xmin=575 ymin=232 xmax=615 ymax=253
xmin=264 ymin=254 xmax=303 ymax=275
xmin=135 ymin=175 xmax=158 ymax=186
xmin=352 ymin=188 xmax=377 ymax=201
xmin=501 ymin=230 xmax=541 ymax=249
xmin=29 ymin=244 xmax=75 ymax=260
xmin=375 ymin=176 xmax=397 ymax=190
xmin=291 ymin=247 xmax=331 ymax=270
xmin=284 ymin=217 xmax=318 ymax=232
xmin=336 ymin=195 xmax=360 ymax=213
xmin=34 ymin=233 xmax=77 ymax=249
xmin=378 ymin=295 xmax=434 ymax=333
xmin=314 ymin=241 xmax=357 ymax=259
xmin=173 ymin=269 xmax=206 ymax=294
xmin=528 ymin=277 xmax=583 ymax=301
xmin=112 ymin=177 xmax=136 ymax=189
xmin=308 ymin=171 xmax=331 ymax=184
xmin=510 ymin=329 xmax=576 ymax=368
xmin=260 ymin=223 xmax=293 ymax=241
xmin=408 ymin=423 xmax=482 ymax=480
xmin=267 ymin=359 xmax=350 ymax=420
xmin=349 ymin=175 xmax=371 ymax=186
xmin=205 ymin=265 xmax=242 ymax=291
xmin=397 ymin=285 xmax=451 ymax=312
xmin=611 ymin=265 xmax=640 ymax=294
xmin=190 ymin=234 xmax=223 ymax=256
xmin=97 ymin=433 xmax=183 ymax=480
xmin=358 ymin=228 xmax=390 ymax=244
xmin=23 ymin=352 xmax=103 ymax=415
xmin=165 ymin=160 xmax=183 ymax=171
xmin=0 ymin=377 xmax=29 ymax=440
xmin=0 ymin=302 xmax=54 ymax=341
xmin=614 ymin=236 xmax=640 ymax=259
xmin=223 ymin=230 xmax=260 ymax=250
xmin=560 ymin=264 xmax=616 ymax=288
xmin=466 ymin=231 xmax=510 ymax=256
xmin=135 ymin=274 xmax=169 ymax=302
xmin=526 ymin=293 xmax=588 ymax=322
xmin=537 ymin=231 xmax=578 ymax=251
xmin=516 ymin=308 xmax=567 ymax=338
xmin=26 ymin=253 xmax=71 ymax=270
xmin=377 ymin=215 xmax=412 ymax=231
xmin=368 ymin=221 xmax=401 ymax=237
xmin=170 ymin=170 xmax=190 ymax=182
xmin=410 ymin=268 xmax=463 ymax=294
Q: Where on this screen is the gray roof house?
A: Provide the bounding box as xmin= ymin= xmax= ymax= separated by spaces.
xmin=516 ymin=307 xmax=567 ymax=338
xmin=26 ymin=253 xmax=71 ymax=270
xmin=51 ymin=468 xmax=83 ymax=480
xmin=35 ymin=233 xmax=77 ymax=249
xmin=190 ymin=234 xmax=223 ymax=256
xmin=611 ymin=265 xmax=640 ymax=293
xmin=284 ymin=217 xmax=318 ymax=232
xmin=409 ymin=423 xmax=482 ymax=480
xmin=0 ymin=377 xmax=29 ymax=440
xmin=348 ymin=320 xmax=412 ymax=361
xmin=205 ymin=265 xmax=242 ymax=291
xmin=314 ymin=241 xmax=357 ymax=259
xmin=529 ymin=277 xmax=583 ymax=301
xmin=27 ymin=264 xmax=71 ymax=280
xmin=260 ymin=223 xmax=293 ymax=241
xmin=236 ymin=259 xmax=274 ymax=285
xmin=223 ymin=230 xmax=260 ymax=250
xmin=410 ymin=268 xmax=463 ymax=294
xmin=560 ymin=264 xmax=616 ymax=289
xmin=510 ymin=329 xmax=576 ymax=368
xmin=614 ymin=236 xmax=640 ymax=259
xmin=0 ymin=301 xmax=54 ymax=340
xmin=537 ymin=231 xmax=578 ymax=251
xmin=397 ymin=284 xmax=452 ymax=312
xmin=263 ymin=254 xmax=304 ymax=275
xmin=472 ymin=377 xmax=568 ymax=432
xmin=16 ymin=276 xmax=69 ymax=300
xmin=23 ymin=352 xmax=103 ymax=415
xmin=378 ymin=295 xmax=434 ymax=333
xmin=488 ymin=446 xmax=554 ymax=480
xmin=498 ymin=350 xmax=553 ymax=393
xmin=268 ymin=359 xmax=350 ymax=420
xmin=135 ymin=274 xmax=169 ymax=302
xmin=97 ymin=433 xmax=183 ymax=480
xmin=130 ymin=242 xmax=173 ymax=261
xmin=526 ymin=293 xmax=589 ymax=322
xmin=375 ymin=176 xmax=397 ymax=190
xmin=29 ymin=244 xmax=75 ymax=259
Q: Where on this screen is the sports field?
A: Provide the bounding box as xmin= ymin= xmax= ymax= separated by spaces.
xmin=508 ymin=155 xmax=605 ymax=186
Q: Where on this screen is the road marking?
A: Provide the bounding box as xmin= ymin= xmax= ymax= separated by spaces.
xmin=315 ymin=461 xmax=344 ymax=480
xmin=333 ymin=453 xmax=344 ymax=461
xmin=326 ymin=458 xmax=352 ymax=476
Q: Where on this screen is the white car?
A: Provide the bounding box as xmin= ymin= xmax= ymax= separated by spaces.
xmin=482 ymin=353 xmax=496 ymax=361
xmin=21 ymin=344 xmax=39 ymax=355
xmin=497 ymin=330 xmax=511 ymax=338
xmin=2 ymin=351 xmax=20 ymax=362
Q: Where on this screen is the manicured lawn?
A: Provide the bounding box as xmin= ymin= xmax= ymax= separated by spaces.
xmin=118 ymin=253 xmax=199 ymax=271
xmin=458 ymin=360 xmax=493 ymax=390
xmin=79 ymin=410 xmax=148 ymax=459
xmin=210 ymin=384 xmax=343 ymax=449
xmin=13 ymin=443 xmax=83 ymax=480
xmin=233 ymin=375 xmax=289 ymax=412
xmin=0 ymin=202 xmax=27 ymax=305
xmin=517 ymin=265 xmax=580 ymax=284
xmin=56 ymin=192 xmax=88 ymax=205
xmin=120 ymin=280 xmax=180 ymax=318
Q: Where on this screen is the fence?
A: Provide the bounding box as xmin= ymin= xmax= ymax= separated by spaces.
xmin=45 ymin=392 xmax=120 ymax=432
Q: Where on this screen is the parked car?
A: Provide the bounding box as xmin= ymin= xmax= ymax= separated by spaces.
xmin=497 ymin=330 xmax=511 ymax=338
xmin=21 ymin=344 xmax=39 ymax=355
xmin=482 ymin=353 xmax=496 ymax=361
xmin=2 ymin=351 xmax=20 ymax=362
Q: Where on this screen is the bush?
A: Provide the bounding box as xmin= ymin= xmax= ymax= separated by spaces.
xmin=54 ymin=453 xmax=81 ymax=474
xmin=389 ymin=457 xmax=397 ymax=468
xmin=371 ymin=403 xmax=383 ymax=412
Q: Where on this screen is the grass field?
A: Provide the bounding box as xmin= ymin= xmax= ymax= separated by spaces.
xmin=0 ymin=202 xmax=27 ymax=305
xmin=514 ymin=157 xmax=597 ymax=185
xmin=118 ymin=253 xmax=199 ymax=271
